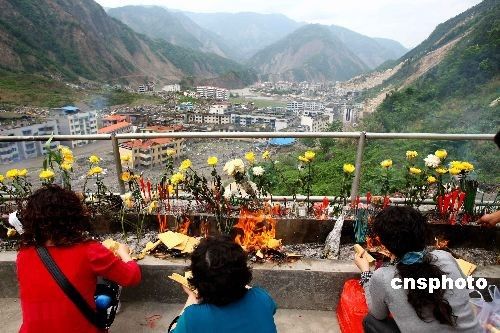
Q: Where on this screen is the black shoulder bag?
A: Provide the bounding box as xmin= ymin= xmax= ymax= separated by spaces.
xmin=36 ymin=246 xmax=120 ymax=330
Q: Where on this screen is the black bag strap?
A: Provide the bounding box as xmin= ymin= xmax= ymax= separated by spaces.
xmin=36 ymin=246 xmax=103 ymax=329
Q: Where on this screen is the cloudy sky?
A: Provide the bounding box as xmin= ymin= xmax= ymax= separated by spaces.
xmin=95 ymin=0 xmax=481 ymax=48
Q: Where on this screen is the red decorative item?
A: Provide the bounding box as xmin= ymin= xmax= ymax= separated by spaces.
xmin=337 ymin=279 xmax=369 ymax=333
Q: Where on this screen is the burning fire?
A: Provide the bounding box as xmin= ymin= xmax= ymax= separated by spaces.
xmin=233 ymin=209 xmax=281 ymax=252
xmin=177 ymin=217 xmax=191 ymax=235
xmin=435 ymin=236 xmax=449 ymax=249
xmin=366 ymin=235 xmax=391 ymax=258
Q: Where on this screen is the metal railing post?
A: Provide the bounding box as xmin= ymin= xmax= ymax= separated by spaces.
xmin=111 ymin=133 xmax=125 ymax=194
xmin=350 ymin=131 xmax=366 ymax=203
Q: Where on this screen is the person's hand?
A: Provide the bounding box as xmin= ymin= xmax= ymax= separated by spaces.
xmin=182 ymin=285 xmax=200 ymax=307
xmin=116 ymin=243 xmax=133 ymax=262
xmin=477 ymin=211 xmax=500 ymax=228
xmin=354 ymin=250 xmax=370 ymax=272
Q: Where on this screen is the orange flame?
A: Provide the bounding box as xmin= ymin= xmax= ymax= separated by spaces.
xmin=200 ymin=220 xmax=210 ymax=238
xmin=233 ymin=209 xmax=281 ymax=252
xmin=177 ymin=217 xmax=191 ymax=235
xmin=435 ymin=236 xmax=449 ymax=249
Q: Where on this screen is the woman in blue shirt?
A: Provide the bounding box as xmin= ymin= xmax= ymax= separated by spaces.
xmin=170 ymin=236 xmax=277 ymax=333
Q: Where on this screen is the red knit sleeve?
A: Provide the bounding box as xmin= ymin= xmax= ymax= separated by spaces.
xmin=86 ymin=241 xmax=141 ymax=287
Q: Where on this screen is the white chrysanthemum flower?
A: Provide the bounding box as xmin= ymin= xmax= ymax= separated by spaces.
xmin=252 ymin=166 xmax=265 ymax=176
xmin=424 ymin=154 xmax=441 ymax=168
xmin=223 ymin=159 xmax=245 ymax=176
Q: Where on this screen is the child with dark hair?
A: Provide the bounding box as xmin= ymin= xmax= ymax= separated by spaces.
xmin=170 ymin=236 xmax=277 ymax=333
xmin=17 ymin=185 xmax=141 ymax=332
xmin=354 ymin=206 xmax=480 ymax=333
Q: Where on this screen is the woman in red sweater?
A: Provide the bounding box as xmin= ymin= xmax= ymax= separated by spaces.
xmin=16 ymin=185 xmax=141 ymax=333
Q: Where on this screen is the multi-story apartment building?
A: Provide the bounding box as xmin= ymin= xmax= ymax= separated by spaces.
xmin=162 ymin=84 xmax=181 ymax=93
xmin=209 ymin=104 xmax=230 ymax=115
xmin=196 ymin=86 xmax=229 ymax=101
xmin=230 ymin=113 xmax=288 ymax=131
xmin=301 ymin=115 xmax=330 ymax=132
xmin=0 ymin=121 xmax=60 ymax=164
xmin=51 ymin=106 xmax=98 ymax=148
xmin=119 ymin=125 xmax=185 ymax=169
xmin=184 ymin=112 xmax=231 ymax=125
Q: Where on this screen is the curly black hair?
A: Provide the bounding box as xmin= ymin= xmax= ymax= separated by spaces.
xmin=20 ymin=184 xmax=91 ymax=247
xmin=188 ymin=236 xmax=252 ymax=306
xmin=372 ymin=206 xmax=456 ymax=326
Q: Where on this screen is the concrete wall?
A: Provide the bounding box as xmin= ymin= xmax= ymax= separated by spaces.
xmin=1 ymin=252 xmax=498 ymax=311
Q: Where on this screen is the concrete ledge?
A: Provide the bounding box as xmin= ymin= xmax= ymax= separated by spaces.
xmin=1 ymin=252 xmax=499 ymax=311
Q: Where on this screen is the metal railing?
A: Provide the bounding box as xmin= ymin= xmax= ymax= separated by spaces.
xmin=0 ymin=131 xmax=495 ymax=200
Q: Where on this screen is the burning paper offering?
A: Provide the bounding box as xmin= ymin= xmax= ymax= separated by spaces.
xmin=158 ymin=231 xmax=200 ymax=254
xmin=102 ymin=239 xmax=119 ymax=252
xmin=168 ymin=271 xmax=194 ymax=290
xmin=456 ymin=259 xmax=477 ymax=276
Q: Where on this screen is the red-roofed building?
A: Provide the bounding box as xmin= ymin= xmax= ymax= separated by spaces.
xmin=102 ymin=115 xmax=128 ymax=127
xmin=119 ymin=137 xmax=185 ymax=168
xmin=98 ymin=121 xmax=132 ymax=134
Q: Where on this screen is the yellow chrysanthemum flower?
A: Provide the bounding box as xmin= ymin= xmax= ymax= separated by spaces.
xmin=167 ymin=184 xmax=174 ymax=194
xmin=427 ymin=176 xmax=437 ymax=184
xmin=88 ymin=166 xmax=103 ymax=176
xmin=449 ymin=167 xmax=461 ymax=175
xmin=39 ymin=169 xmax=55 ymax=180
xmin=449 ymin=161 xmax=462 ymax=169
xmin=380 ymin=159 xmax=393 ymax=168
xmin=0 ymin=174 xmax=4 ymax=182
xmin=207 ymin=156 xmax=218 ymax=166
xmin=406 ymin=151 xmax=418 ymax=159
xmin=58 ymin=146 xmax=72 ymax=156
xmin=179 ymin=159 xmax=192 ymax=171
xmin=60 ymin=162 xmax=73 ymax=171
xmin=343 ymin=163 xmax=355 ymax=174
xmin=121 ymin=171 xmax=131 ymax=182
xmin=262 ymin=151 xmax=271 ymax=160
xmin=120 ymin=154 xmax=131 ymax=162
xmin=88 ymin=155 xmax=100 ymax=164
xmin=298 ymin=155 xmax=310 ymax=163
xmin=435 ymin=167 xmax=448 ymax=174
xmin=245 ymin=152 xmax=256 ymax=163
xmin=63 ymin=152 xmax=74 ymax=163
xmin=170 ymin=172 xmax=185 ymax=185
xmin=18 ymin=169 xmax=28 ymax=177
xmin=166 ymin=149 xmax=176 ymax=156
xmin=409 ymin=167 xmax=422 ymax=175
xmin=435 ymin=149 xmax=448 ymax=160
xmin=6 ymin=169 xmax=19 ymax=178
xmin=460 ymin=161 xmax=474 ymax=172
xmin=304 ymin=151 xmax=316 ymax=161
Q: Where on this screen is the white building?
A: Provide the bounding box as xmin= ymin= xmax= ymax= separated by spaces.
xmin=0 ymin=121 xmax=60 ymax=164
xmin=196 ymin=86 xmax=229 ymax=101
xmin=230 ymin=114 xmax=288 ymax=131
xmin=162 ymin=84 xmax=181 ymax=92
xmin=51 ymin=106 xmax=98 ymax=148
xmin=301 ymin=115 xmax=330 ymax=132
xmin=209 ymin=104 xmax=229 ymax=115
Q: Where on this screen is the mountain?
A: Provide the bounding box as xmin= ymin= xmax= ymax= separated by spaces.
xmin=328 ymin=25 xmax=407 ymax=69
xmin=0 ymin=0 xmax=255 ymax=87
xmin=247 ymin=24 xmax=370 ymax=82
xmin=361 ymin=0 xmax=499 ymax=183
xmin=184 ymin=12 xmax=303 ymax=60
xmin=107 ymin=6 xmax=235 ymax=59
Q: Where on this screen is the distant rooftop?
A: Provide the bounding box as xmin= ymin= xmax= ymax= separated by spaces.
xmin=98 ymin=121 xmax=131 ymax=134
